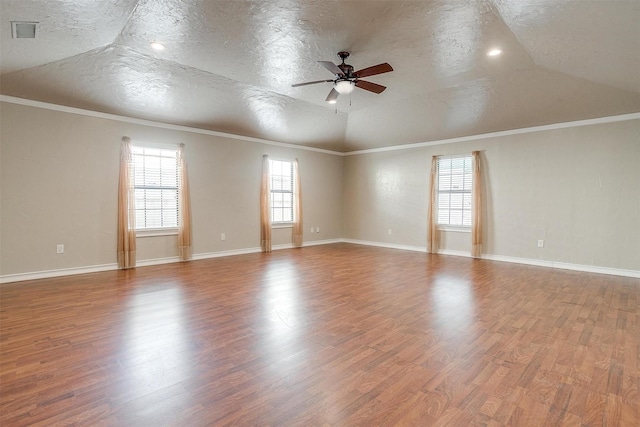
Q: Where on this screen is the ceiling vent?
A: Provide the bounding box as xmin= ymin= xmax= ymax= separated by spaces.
xmin=11 ymin=21 xmax=38 ymax=39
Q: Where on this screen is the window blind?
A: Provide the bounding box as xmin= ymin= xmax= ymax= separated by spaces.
xmin=132 ymin=146 xmax=179 ymax=229
xmin=437 ymin=154 xmax=473 ymax=227
xmin=269 ymin=159 xmax=294 ymax=223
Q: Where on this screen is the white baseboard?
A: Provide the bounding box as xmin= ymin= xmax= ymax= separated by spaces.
xmin=3 ymin=239 xmax=637 ymax=283
xmin=342 ymin=239 xmax=640 ymax=279
xmin=273 ymin=238 xmax=344 ymax=251
xmin=342 ymin=238 xmax=427 ymax=253
xmin=303 ymin=238 xmax=343 ymax=247
xmin=481 ymin=253 xmax=640 ymax=278
xmin=136 ymin=256 xmax=181 ymax=267
xmin=0 ymin=238 xmax=344 ymax=284
xmin=192 ymin=247 xmax=262 ymax=260
xmin=0 ymin=263 xmax=118 ymax=284
xmin=193 ymin=239 xmax=342 ymax=260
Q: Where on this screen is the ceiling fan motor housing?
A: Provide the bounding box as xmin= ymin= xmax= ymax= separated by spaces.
xmin=338 ymin=64 xmax=355 ymax=78
xmin=337 ymin=51 xmax=355 ymax=78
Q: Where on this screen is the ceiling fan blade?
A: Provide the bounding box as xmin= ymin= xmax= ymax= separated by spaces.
xmin=325 ymin=88 xmax=339 ymax=103
xmin=318 ymin=61 xmax=345 ymax=76
xmin=291 ymin=79 xmax=333 ymax=87
xmin=354 ymin=63 xmax=393 ymax=78
xmin=355 ymin=80 xmax=387 ymax=94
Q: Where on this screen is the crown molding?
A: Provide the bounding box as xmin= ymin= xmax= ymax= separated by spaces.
xmin=343 ymin=112 xmax=640 ymax=155
xmin=0 ymin=95 xmax=343 ymax=156
xmin=2 ymin=94 xmax=638 ymax=157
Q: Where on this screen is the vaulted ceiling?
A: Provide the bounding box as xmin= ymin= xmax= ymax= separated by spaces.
xmin=1 ymin=0 xmax=639 ymax=152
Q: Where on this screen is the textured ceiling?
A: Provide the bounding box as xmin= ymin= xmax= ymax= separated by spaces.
xmin=1 ymin=0 xmax=639 ymax=152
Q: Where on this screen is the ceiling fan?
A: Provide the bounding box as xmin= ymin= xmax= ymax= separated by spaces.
xmin=292 ymin=51 xmax=393 ymax=103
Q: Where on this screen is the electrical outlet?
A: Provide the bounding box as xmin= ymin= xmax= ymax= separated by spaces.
xmin=316 ymin=227 xmax=320 ymax=233
xmin=537 ymin=239 xmax=544 ymax=248
xmin=56 ymin=244 xmax=64 ymax=254
xmin=388 ymin=228 xmax=392 ymax=235
xmin=221 ymin=233 xmax=225 ymax=241
xmin=310 ymin=227 xmax=314 ymax=233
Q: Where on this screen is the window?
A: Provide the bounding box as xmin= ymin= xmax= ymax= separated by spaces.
xmin=437 ymin=154 xmax=473 ymax=227
xmin=269 ymin=159 xmax=295 ymax=223
xmin=131 ymin=146 xmax=179 ymax=230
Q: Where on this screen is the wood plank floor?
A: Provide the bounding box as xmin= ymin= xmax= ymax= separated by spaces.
xmin=1 ymin=243 xmax=638 ymax=426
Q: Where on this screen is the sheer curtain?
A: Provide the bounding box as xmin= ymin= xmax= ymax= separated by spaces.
xmin=177 ymin=143 xmax=192 ymax=261
xmin=117 ymin=137 xmax=136 ymax=269
xmin=426 ymin=155 xmax=438 ymax=253
xmin=471 ymin=151 xmax=483 ymax=258
xmin=260 ymin=155 xmax=272 ymax=252
xmin=293 ymin=159 xmax=303 ymax=247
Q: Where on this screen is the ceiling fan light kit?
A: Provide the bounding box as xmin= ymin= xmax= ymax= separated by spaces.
xmin=292 ymin=51 xmax=393 ymax=105
xmin=335 ymin=80 xmax=355 ymax=94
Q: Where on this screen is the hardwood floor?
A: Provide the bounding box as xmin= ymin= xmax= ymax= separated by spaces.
xmin=1 ymin=243 xmax=638 ymax=426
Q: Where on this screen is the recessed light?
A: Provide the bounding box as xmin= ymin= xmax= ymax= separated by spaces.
xmin=487 ymin=48 xmax=502 ymax=57
xmin=150 ymin=42 xmax=165 ymax=51
xmin=11 ymin=21 xmax=38 ymax=39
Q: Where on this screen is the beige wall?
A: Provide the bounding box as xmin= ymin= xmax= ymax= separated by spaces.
xmin=343 ymin=119 xmax=640 ymax=271
xmin=2 ymin=101 xmax=639 ymax=277
xmin=0 ymin=102 xmax=343 ymax=276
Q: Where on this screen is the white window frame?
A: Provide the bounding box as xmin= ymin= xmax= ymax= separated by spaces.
xmin=131 ymin=142 xmax=180 ymax=237
xmin=269 ymin=158 xmax=295 ymax=227
xmin=436 ymin=154 xmax=473 ymax=232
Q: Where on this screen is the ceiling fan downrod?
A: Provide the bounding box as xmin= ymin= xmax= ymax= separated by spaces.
xmin=337 ymin=51 xmax=354 ymax=78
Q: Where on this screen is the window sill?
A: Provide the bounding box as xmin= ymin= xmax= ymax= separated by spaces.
xmin=136 ymin=228 xmax=178 ymax=237
xmin=272 ymin=223 xmax=294 ymax=229
xmin=438 ymin=226 xmax=471 ymax=233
